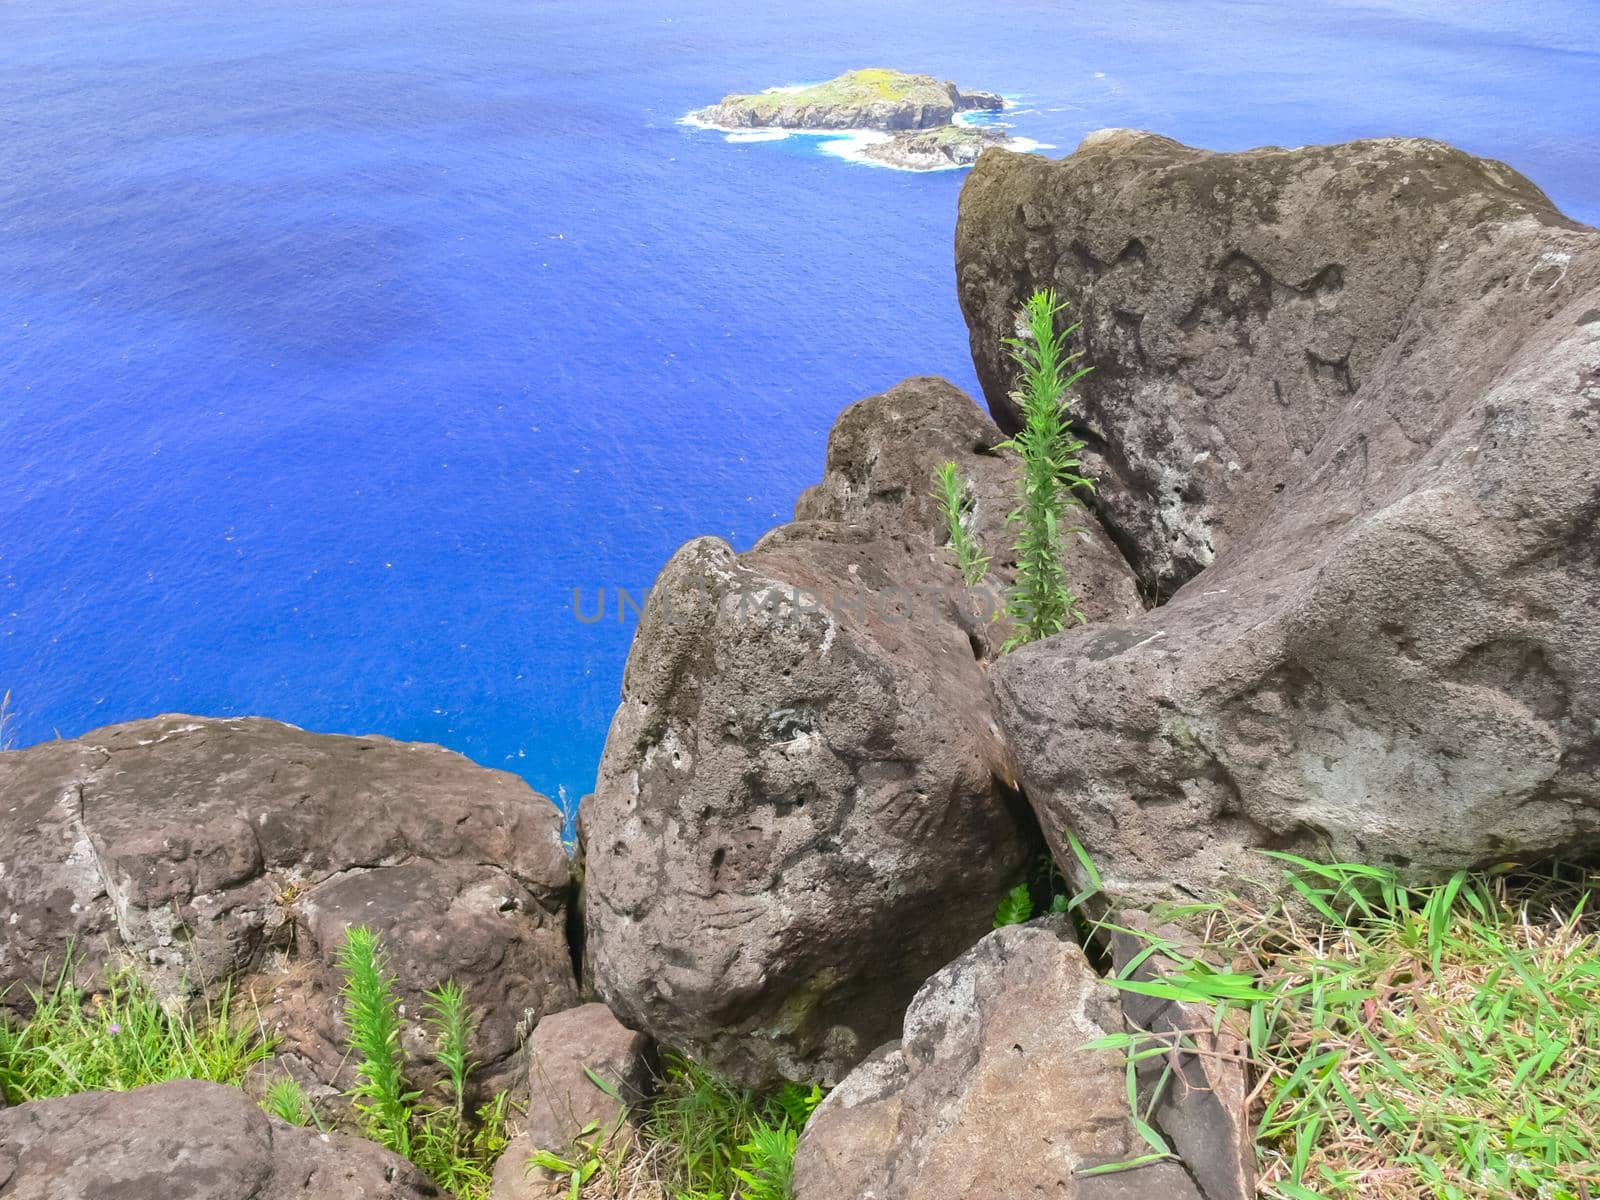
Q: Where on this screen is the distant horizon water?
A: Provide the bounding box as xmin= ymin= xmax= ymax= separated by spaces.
xmin=3 ymin=0 xmax=1597 ymax=813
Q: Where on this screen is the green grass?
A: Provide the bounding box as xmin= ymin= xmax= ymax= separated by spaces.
xmin=644 ymin=1053 xmax=820 ymax=1200
xmin=0 ymin=966 xmax=271 ymax=1104
xmin=1090 ymin=857 xmax=1600 ymax=1200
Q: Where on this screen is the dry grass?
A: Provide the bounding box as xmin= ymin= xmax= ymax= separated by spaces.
xmin=1107 ymin=858 xmax=1600 ymax=1200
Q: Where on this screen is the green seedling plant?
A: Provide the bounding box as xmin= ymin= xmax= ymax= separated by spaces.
xmin=337 ymin=926 xmax=510 ymax=1200
xmin=993 ymin=882 xmax=1033 ymax=928
xmin=338 ymin=924 xmax=417 ymax=1157
xmin=932 ymin=461 xmax=990 ymax=586
xmin=731 ymin=1121 xmax=799 ymax=1200
xmin=998 ymin=288 xmax=1092 ymax=649
xmin=262 ymin=1076 xmax=316 ymax=1127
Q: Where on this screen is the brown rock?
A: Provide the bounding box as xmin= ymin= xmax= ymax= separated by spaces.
xmin=0 ymin=1079 xmax=438 ymax=1199
xmin=0 ymin=715 xmax=577 ymax=1098
xmin=522 ymin=1003 xmax=655 ymax=1152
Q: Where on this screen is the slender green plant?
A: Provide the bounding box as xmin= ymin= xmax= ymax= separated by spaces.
xmin=998 ymin=289 xmax=1092 ymax=649
xmin=338 ymin=925 xmax=416 ymax=1157
xmin=731 ymin=1121 xmax=799 ymax=1200
xmin=335 ymin=926 xmax=509 ymax=1200
xmin=645 ymin=1053 xmax=819 ymax=1200
xmin=932 ymin=462 xmax=990 ymax=586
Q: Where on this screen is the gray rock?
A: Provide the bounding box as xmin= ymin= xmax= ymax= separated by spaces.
xmin=0 ymin=715 xmax=577 ymax=1097
xmin=791 ymin=923 xmax=1203 ymax=1200
xmin=584 ymin=378 xmax=1141 ymax=1087
xmin=859 ymin=127 xmax=1011 ymax=172
xmin=956 ymin=132 xmax=1600 ymax=897
xmin=0 ymin=1079 xmax=438 ymax=1199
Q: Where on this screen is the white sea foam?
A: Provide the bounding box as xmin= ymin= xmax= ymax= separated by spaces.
xmin=679 ymin=103 xmax=1052 ymax=173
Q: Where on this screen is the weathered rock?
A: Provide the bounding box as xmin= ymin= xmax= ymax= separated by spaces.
xmin=491 ymin=1006 xmax=656 ymax=1200
xmin=488 ymin=1143 xmax=546 ymax=1200
xmin=584 ymin=378 xmax=1140 ymax=1087
xmin=0 ymin=1079 xmax=438 ymax=1199
xmin=792 ymin=922 xmax=1204 ymax=1200
xmin=521 ymin=1002 xmax=655 ymax=1151
xmin=956 ymin=132 xmax=1600 ymax=897
xmin=0 ymin=715 xmax=577 ymax=1097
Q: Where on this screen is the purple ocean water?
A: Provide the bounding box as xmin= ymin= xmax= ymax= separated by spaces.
xmin=3 ymin=0 xmax=1597 ymax=811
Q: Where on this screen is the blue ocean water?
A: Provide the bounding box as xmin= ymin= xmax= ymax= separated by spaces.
xmin=3 ymin=1 xmax=1597 ymax=811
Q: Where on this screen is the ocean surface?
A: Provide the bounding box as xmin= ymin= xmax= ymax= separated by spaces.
xmin=3 ymin=0 xmax=1598 ymax=813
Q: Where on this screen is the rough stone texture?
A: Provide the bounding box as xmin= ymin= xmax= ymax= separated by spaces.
xmin=0 ymin=1079 xmax=438 ymax=1199
xmin=488 ymin=1143 xmax=544 ymax=1200
xmin=0 ymin=715 xmax=577 ymax=1097
xmin=521 ymin=1002 xmax=655 ymax=1151
xmin=791 ymin=922 xmax=1204 ymax=1200
xmin=492 ymin=1006 xmax=655 ymax=1200
xmin=956 ymin=132 xmax=1600 ymax=897
xmin=584 ymin=377 xmax=1141 ymax=1088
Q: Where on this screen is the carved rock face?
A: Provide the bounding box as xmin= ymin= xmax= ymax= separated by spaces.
xmin=956 ymin=132 xmax=1600 ymax=898
xmin=582 ymin=377 xmax=1141 ymax=1088
xmin=958 ymin=130 xmax=1574 ymax=597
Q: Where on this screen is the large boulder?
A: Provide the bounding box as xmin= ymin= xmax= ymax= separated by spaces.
xmin=0 ymin=1079 xmax=438 ymax=1199
xmin=0 ymin=715 xmax=578 ymax=1098
xmin=791 ymin=922 xmax=1203 ymax=1200
xmin=583 ymin=377 xmax=1141 ymax=1087
xmin=956 ymin=133 xmax=1600 ymax=898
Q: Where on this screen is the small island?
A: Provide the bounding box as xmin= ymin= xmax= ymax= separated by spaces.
xmin=690 ymin=68 xmax=1018 ymax=170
